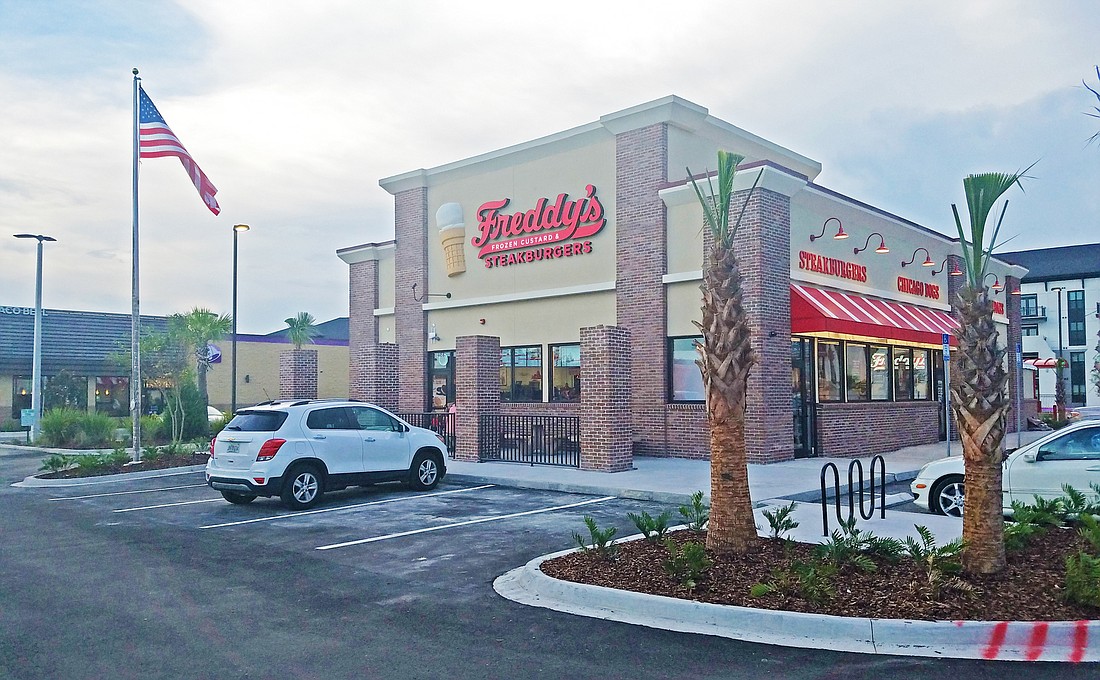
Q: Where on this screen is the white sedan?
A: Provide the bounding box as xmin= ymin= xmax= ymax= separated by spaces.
xmin=911 ymin=420 xmax=1100 ymax=516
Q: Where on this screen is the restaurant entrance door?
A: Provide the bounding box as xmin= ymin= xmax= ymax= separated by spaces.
xmin=792 ymin=338 xmax=815 ymax=458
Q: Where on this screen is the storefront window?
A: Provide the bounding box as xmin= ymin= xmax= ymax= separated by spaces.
xmin=913 ymin=349 xmax=930 ymax=400
xmin=428 ymin=351 xmax=455 ymax=410
xmin=870 ymin=346 xmax=891 ymax=400
xmin=845 ymin=344 xmax=869 ymax=401
xmin=500 ymin=346 xmax=543 ymax=403
xmin=669 ymin=336 xmax=704 ymax=402
xmin=550 ymin=343 xmax=581 ymax=403
xmin=43 ymin=371 xmax=88 ymax=412
xmin=893 ymin=348 xmax=913 ymax=401
xmin=95 ymin=377 xmax=130 ymax=416
xmin=11 ymin=376 xmax=32 ymax=419
xmin=816 ymin=341 xmax=842 ymax=402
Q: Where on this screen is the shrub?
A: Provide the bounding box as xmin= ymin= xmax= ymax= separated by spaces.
xmin=814 ymin=518 xmax=902 ymax=572
xmin=1 ymin=418 xmax=23 ymax=432
xmin=627 ymin=510 xmax=672 ymax=543
xmin=1064 ymin=552 xmax=1100 ymax=608
xmin=140 ymin=415 xmax=167 ymax=445
xmin=761 ymin=502 xmax=800 ymax=540
xmin=571 ymin=516 xmax=618 ymax=561
xmin=38 ymin=408 xmax=84 ymax=447
xmin=210 ymin=414 xmax=231 ymax=437
xmin=751 ymin=559 xmax=837 ymax=604
xmin=679 ymin=491 xmax=709 ymax=532
xmin=904 ymin=525 xmax=974 ymax=597
xmin=663 ymin=540 xmax=712 ymax=591
xmin=39 ymin=453 xmax=75 ymax=474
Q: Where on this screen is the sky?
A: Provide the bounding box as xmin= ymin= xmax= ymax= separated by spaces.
xmin=1 ymin=0 xmax=1098 ymax=334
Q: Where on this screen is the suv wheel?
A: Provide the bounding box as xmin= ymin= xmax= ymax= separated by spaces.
xmin=282 ymin=463 xmax=324 ymax=510
xmin=221 ymin=491 xmax=256 ymax=505
xmin=409 ymin=452 xmax=442 ymax=491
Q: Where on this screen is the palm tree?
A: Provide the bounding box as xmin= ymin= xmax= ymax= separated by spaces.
xmin=168 ymin=307 xmax=231 ymax=416
xmin=950 ymin=170 xmax=1029 ymax=574
xmin=687 ymin=151 xmax=762 ymax=556
xmin=284 ymin=312 xmax=319 ymax=350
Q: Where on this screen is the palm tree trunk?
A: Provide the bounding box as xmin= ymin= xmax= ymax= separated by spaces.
xmin=952 ymin=286 xmax=1007 ymax=574
xmin=197 ymin=363 xmax=209 ymax=413
xmin=700 ymin=243 xmax=757 ymax=555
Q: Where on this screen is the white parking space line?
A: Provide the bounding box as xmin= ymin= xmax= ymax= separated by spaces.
xmin=199 ymin=484 xmax=496 ymax=529
xmin=315 ymin=495 xmax=616 ymax=551
xmin=113 ymin=498 xmax=224 ymax=513
xmin=49 ymin=484 xmax=208 ymax=501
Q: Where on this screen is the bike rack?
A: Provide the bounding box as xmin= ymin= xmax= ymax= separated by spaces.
xmin=819 ymin=455 xmax=886 ymax=535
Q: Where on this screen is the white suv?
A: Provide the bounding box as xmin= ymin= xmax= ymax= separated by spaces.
xmin=206 ymin=399 xmax=448 ymax=509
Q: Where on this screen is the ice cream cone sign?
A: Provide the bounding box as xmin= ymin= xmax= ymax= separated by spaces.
xmin=437 ymin=202 xmax=466 ymax=277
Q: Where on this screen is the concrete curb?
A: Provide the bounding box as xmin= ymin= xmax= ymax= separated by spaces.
xmin=13 ymin=465 xmax=207 ymax=488
xmin=494 ymin=548 xmax=1100 ymax=662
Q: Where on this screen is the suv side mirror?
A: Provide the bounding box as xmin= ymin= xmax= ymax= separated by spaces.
xmin=1022 ymin=452 xmax=1037 ymax=464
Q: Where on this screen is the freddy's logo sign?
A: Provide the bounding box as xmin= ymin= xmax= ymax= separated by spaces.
xmin=471 ymin=185 xmax=606 ymax=265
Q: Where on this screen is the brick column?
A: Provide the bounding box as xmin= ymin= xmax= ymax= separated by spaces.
xmin=945 ymin=254 xmax=966 ymax=441
xmin=362 ymin=343 xmax=399 ymax=411
xmin=613 ymin=123 xmax=668 ymax=456
xmin=279 ymin=349 xmax=318 ymax=399
xmin=733 ymin=187 xmax=794 ymax=464
xmin=1004 ymin=274 xmax=1022 ymax=434
xmin=579 ymin=325 xmax=632 ymax=472
xmin=349 ymin=259 xmax=379 ymax=400
xmin=454 ymin=335 xmax=500 ymax=462
xmin=394 ymin=187 xmax=429 ymax=412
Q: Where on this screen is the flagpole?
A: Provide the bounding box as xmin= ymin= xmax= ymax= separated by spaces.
xmin=131 ymin=68 xmax=142 ymax=461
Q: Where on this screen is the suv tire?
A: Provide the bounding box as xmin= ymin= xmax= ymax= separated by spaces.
xmin=409 ymin=451 xmax=442 ymax=491
xmin=282 ymin=463 xmax=325 ymax=510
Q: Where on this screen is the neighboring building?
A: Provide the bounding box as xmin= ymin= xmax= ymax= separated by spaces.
xmin=339 ymin=95 xmax=1029 ymax=469
xmin=1000 ymin=243 xmax=1100 ymax=409
xmin=0 ymin=306 xmax=349 ymax=423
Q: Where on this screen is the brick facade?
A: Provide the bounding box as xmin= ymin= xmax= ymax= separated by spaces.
xmin=279 ymin=349 xmax=318 ymax=399
xmin=1004 ymin=274 xmax=1023 ymax=434
xmin=454 ymin=335 xmax=500 ymax=462
xmin=816 ymin=401 xmax=941 ymax=457
xmin=349 ymin=259 xmax=379 ymax=400
xmin=613 ymin=123 xmax=668 ymax=456
xmin=394 ymin=187 xmax=428 ymax=412
xmin=579 ymin=325 xmax=633 ymax=471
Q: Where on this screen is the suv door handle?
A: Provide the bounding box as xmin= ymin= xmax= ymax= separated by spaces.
xmin=312 ymin=434 xmax=326 ymax=440
xmin=1087 ymin=466 xmax=1100 ymax=472
xmin=364 ymin=437 xmax=376 ymax=443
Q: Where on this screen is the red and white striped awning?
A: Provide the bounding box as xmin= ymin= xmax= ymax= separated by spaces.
xmin=791 ymin=284 xmax=957 ymax=346
xmin=1024 ymin=358 xmax=1062 ymax=369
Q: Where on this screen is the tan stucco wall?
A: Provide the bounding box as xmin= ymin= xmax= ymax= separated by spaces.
xmin=206 ymin=340 xmax=349 ymax=411
xmin=425 ymin=291 xmax=615 ymax=349
xmin=666 ymin=201 xmax=704 ymax=276
xmin=0 ymin=374 xmax=12 ymax=421
xmin=376 ymin=312 xmax=396 ymax=344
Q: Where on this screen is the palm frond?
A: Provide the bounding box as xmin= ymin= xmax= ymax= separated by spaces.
xmin=952 ymin=166 xmax=1033 ymax=285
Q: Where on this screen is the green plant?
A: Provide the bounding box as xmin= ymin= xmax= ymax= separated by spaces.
xmin=628 ymin=510 xmax=672 ymax=543
xmin=663 ymin=540 xmax=712 ymax=591
xmin=813 ymin=518 xmax=902 ymax=572
xmin=38 ymin=408 xmax=83 ymax=447
xmin=751 ymin=559 xmax=837 ymax=604
xmin=1 ymin=418 xmax=24 ymax=432
xmin=904 ymin=525 xmax=974 ymax=596
xmin=284 ymin=311 xmax=320 ymax=350
xmin=679 ymin=491 xmax=709 ymax=532
xmin=571 ymin=516 xmax=618 ymax=560
xmin=1060 ymin=484 xmax=1100 ymax=522
xmin=1078 ymin=512 xmax=1100 ymax=554
xmin=39 ymin=453 xmax=75 ymax=474
xmin=210 ymin=414 xmax=231 ymax=436
xmin=761 ymin=502 xmax=800 ymax=540
xmin=1064 ymin=552 xmax=1100 ymax=608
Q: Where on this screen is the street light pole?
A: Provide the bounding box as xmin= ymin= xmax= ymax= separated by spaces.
xmin=1052 ymin=286 xmax=1066 ymax=419
xmin=13 ymin=233 xmax=57 ymax=442
xmin=231 ymin=224 xmax=250 ymax=414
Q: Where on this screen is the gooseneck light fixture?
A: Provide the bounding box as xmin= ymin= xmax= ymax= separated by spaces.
xmin=930 ymin=258 xmax=964 ymax=277
xmin=809 ymin=217 xmax=847 ymax=242
xmin=13 ymin=233 xmax=57 ymax=443
xmin=853 ymin=232 xmax=889 ymax=255
xmin=901 ymin=247 xmax=935 ymax=268
xmin=411 ymin=283 xmax=452 ymax=302
xmin=983 ymin=272 xmax=1004 ymax=293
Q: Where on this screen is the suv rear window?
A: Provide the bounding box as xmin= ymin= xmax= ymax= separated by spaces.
xmin=223 ymin=410 xmax=288 ymax=432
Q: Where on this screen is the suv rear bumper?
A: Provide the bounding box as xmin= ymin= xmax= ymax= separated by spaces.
xmin=208 ymin=475 xmax=282 ymax=497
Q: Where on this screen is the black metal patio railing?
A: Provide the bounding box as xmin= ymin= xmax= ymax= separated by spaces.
xmin=398 ymin=412 xmax=456 ymax=458
xmin=478 ymin=414 xmax=580 ymax=467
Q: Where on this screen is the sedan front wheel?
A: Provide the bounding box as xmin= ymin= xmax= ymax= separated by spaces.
xmin=931 ymin=474 xmax=965 ymax=517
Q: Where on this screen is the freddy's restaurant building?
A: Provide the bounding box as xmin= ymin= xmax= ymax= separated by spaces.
xmin=338 ymin=96 xmax=1029 ymax=471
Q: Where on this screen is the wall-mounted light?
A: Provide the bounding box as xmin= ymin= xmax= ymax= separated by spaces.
xmin=412 ymin=283 xmax=452 ymax=303
xmin=901 ymin=247 xmax=935 ymax=268
xmin=427 ymin=323 xmax=441 ymax=342
xmin=930 ymin=258 xmax=963 ymax=277
xmin=809 ymin=217 xmax=847 ymax=242
xmin=244 ymin=374 xmax=251 ymax=383
xmin=853 ymin=232 xmax=889 ymax=255
xmin=983 ymin=272 xmax=1004 ymax=293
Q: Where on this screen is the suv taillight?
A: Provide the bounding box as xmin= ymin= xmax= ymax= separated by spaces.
xmin=256 ymin=438 xmax=286 ymax=462
xmin=209 ymin=437 xmax=216 ymax=457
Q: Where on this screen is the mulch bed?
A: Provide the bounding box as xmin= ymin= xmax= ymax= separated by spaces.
xmin=37 ymin=452 xmax=208 ymax=479
xmin=541 ymin=528 xmax=1100 ymax=622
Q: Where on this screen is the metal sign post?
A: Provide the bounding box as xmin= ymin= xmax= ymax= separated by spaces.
xmin=943 ymin=333 xmax=951 ymax=457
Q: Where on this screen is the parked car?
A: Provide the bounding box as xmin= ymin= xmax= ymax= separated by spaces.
xmin=206 ymin=399 xmax=448 ymax=509
xmin=911 ymin=420 xmax=1100 ymax=516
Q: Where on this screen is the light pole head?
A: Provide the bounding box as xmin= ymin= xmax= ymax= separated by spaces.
xmin=13 ymin=234 xmax=56 ymax=243
xmin=233 ymin=224 xmax=250 ymax=233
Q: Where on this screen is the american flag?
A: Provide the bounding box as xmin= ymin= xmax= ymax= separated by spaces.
xmin=138 ymin=87 xmax=220 ymax=215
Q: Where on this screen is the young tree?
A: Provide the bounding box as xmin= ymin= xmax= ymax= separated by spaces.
xmin=284 ymin=312 xmax=320 ymax=350
xmin=950 ymin=170 xmax=1029 ymax=574
xmin=168 ymin=308 xmax=231 ymax=416
xmin=687 ymin=151 xmax=762 ymax=555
